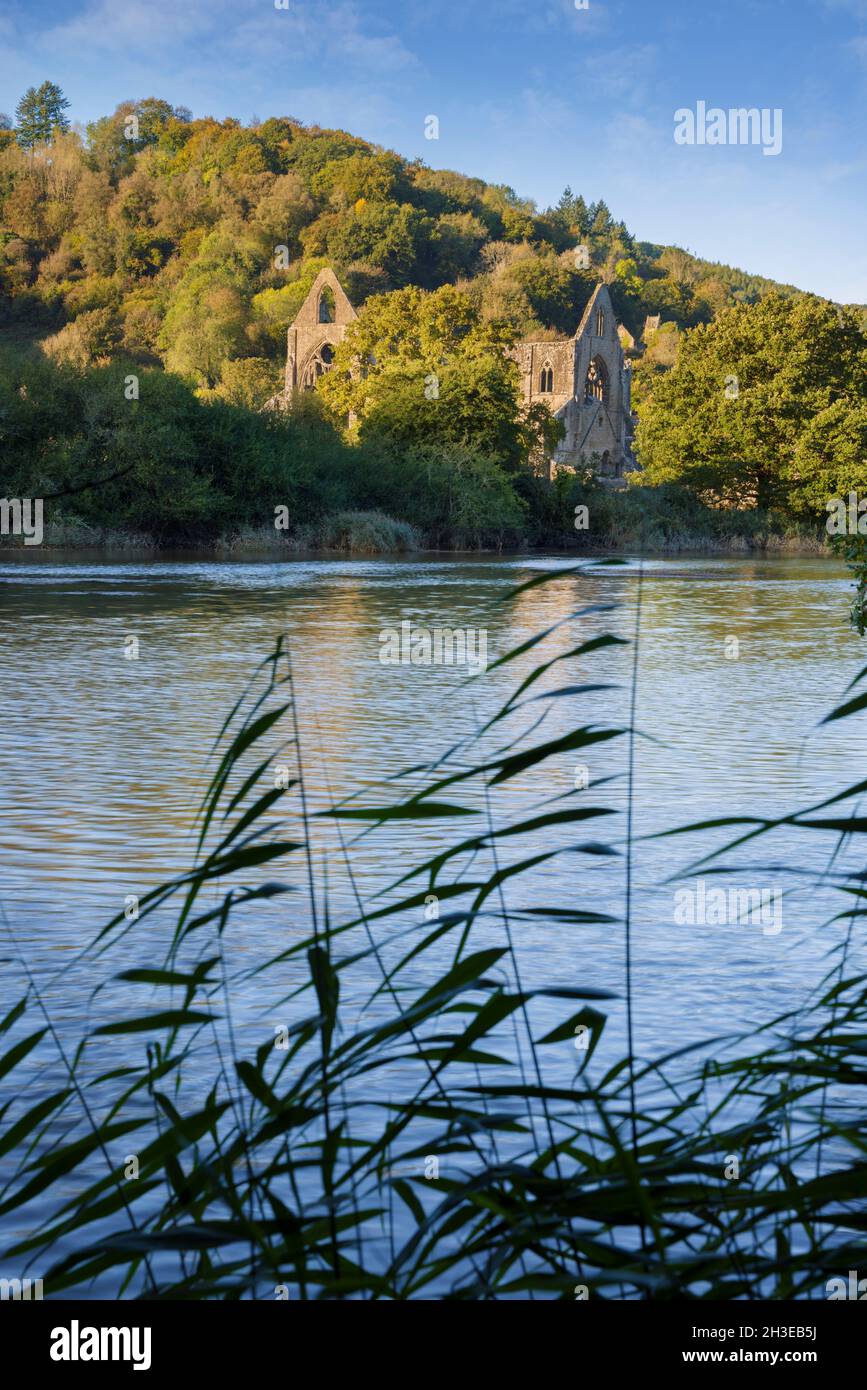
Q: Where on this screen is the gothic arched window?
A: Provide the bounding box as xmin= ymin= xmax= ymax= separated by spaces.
xmin=318 ymin=287 xmax=335 ymax=323
xmin=302 ymin=342 xmax=335 ymax=389
xmin=595 ymin=308 xmax=605 ymax=336
xmin=584 ymin=356 xmax=608 ymax=404
xmin=539 ymin=364 xmax=554 ymax=393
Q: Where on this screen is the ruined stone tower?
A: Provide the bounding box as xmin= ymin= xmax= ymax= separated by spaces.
xmin=509 ymin=283 xmax=635 ymax=483
xmin=284 ymin=267 xmax=357 ymax=394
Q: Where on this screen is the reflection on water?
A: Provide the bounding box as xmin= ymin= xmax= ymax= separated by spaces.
xmin=1 ymin=552 xmax=865 ymax=1270
xmin=1 ymin=554 xmax=864 ymax=1028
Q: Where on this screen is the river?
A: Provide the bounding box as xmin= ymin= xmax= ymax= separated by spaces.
xmin=1 ymin=551 xmax=865 ymax=1287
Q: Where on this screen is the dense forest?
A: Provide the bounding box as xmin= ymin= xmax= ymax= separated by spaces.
xmin=1 ymin=86 xmax=866 ymax=551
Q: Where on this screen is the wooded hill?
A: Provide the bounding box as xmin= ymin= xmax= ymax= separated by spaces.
xmin=0 ymin=94 xmax=827 ymax=405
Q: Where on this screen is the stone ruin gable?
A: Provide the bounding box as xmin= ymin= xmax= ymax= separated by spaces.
xmin=569 ymin=284 xmax=626 ymax=459
xmin=284 ymin=268 xmax=357 ymax=395
xmin=511 ymin=282 xmax=635 ymax=481
xmin=571 ymin=282 xmax=622 ymax=409
xmin=508 ymin=337 xmax=576 ymax=417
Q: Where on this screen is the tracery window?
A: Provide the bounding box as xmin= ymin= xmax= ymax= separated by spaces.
xmin=539 ymin=364 xmax=554 ymax=393
xmin=584 ymin=356 xmax=608 ymax=404
xmin=302 ymin=342 xmax=334 ymax=389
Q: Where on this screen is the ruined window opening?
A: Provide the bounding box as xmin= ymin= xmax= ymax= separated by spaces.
xmin=585 ymin=356 xmax=608 ymax=404
xmin=539 ymin=364 xmax=554 ymax=393
xmin=302 ymin=342 xmax=335 ymax=389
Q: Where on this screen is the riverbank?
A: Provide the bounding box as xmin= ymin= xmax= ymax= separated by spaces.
xmin=0 ymin=502 xmax=831 ymax=558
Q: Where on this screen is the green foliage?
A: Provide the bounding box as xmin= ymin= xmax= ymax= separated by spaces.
xmin=298 ymin=509 xmax=420 ymax=553
xmin=0 ymin=347 xmax=317 ymax=543
xmin=830 ymin=532 xmax=867 ymax=634
xmin=565 ymin=478 xmax=823 ymax=553
xmin=0 ymin=346 xmax=528 ymax=549
xmin=323 ymin=201 xmax=430 ymax=287
xmin=85 ymin=99 xmax=190 ymax=179
xmin=348 ymin=443 xmax=528 ymax=548
xmin=792 ymin=399 xmax=867 ymax=515
xmin=14 ymin=81 xmax=70 ymax=149
xmin=200 ymin=356 xmax=282 ymax=409
xmin=636 ymin=295 xmax=867 ymax=512
xmin=0 ymin=97 xmax=822 ymax=394
xmin=317 ymin=283 xmax=552 ymax=472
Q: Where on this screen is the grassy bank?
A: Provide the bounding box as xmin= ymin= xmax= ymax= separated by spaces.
xmin=566 ymin=481 xmax=828 ymax=556
xmin=0 ymin=492 xmax=830 ymax=559
xmin=1 ymin=347 xmax=833 ymax=558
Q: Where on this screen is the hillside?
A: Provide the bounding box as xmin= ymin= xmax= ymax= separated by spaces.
xmin=0 ymin=97 xmax=825 ymax=402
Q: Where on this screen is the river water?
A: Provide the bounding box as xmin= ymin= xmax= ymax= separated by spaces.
xmin=1 ymin=552 xmax=866 ymax=1288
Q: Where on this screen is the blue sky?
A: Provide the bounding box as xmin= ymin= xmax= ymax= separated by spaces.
xmin=1 ymin=0 xmax=866 ymax=301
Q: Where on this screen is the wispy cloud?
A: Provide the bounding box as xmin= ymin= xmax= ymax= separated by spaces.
xmin=825 ymin=0 xmax=867 ymax=18
xmin=19 ymin=0 xmax=419 ymax=79
xmin=576 ymin=42 xmax=660 ymax=104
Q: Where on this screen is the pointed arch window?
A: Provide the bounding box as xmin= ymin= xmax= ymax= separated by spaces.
xmin=539 ymin=363 xmax=554 ymax=394
xmin=318 ymin=287 xmax=335 ymax=323
xmin=595 ymin=308 xmax=605 ymax=336
xmin=584 ymin=355 xmax=608 ymax=404
xmin=302 ymin=342 xmax=335 ymax=389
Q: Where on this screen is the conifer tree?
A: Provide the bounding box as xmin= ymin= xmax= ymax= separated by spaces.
xmin=15 ymin=81 xmax=70 ymax=148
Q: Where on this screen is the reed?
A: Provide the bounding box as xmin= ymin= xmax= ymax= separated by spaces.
xmin=1 ymin=562 xmax=865 ymax=1299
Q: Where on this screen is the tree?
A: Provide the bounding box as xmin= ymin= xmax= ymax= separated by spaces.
xmin=324 ymin=201 xmax=429 ymax=287
xmin=636 ymin=294 xmax=867 ymax=511
xmin=317 ymin=283 xmax=557 ymax=471
xmin=157 ymin=226 xmax=264 ymax=383
xmin=85 ymin=99 xmax=187 ymax=178
xmin=430 ymin=211 xmax=488 ymax=282
xmin=588 ymin=200 xmax=613 ymax=236
xmin=555 ymin=186 xmax=588 ymax=234
xmin=310 ymin=151 xmax=406 ymax=210
xmin=614 ymin=257 xmax=642 ymax=297
xmin=792 ymin=399 xmax=867 ymax=515
xmin=202 ymin=356 xmax=282 ymax=409
xmin=15 ymin=82 xmax=70 ymax=148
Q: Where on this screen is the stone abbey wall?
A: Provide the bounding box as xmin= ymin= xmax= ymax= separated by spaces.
xmin=509 ymin=283 xmax=634 ymax=482
xmin=283 ymin=272 xmax=634 ymax=482
xmin=284 ymin=267 xmax=356 ymax=394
